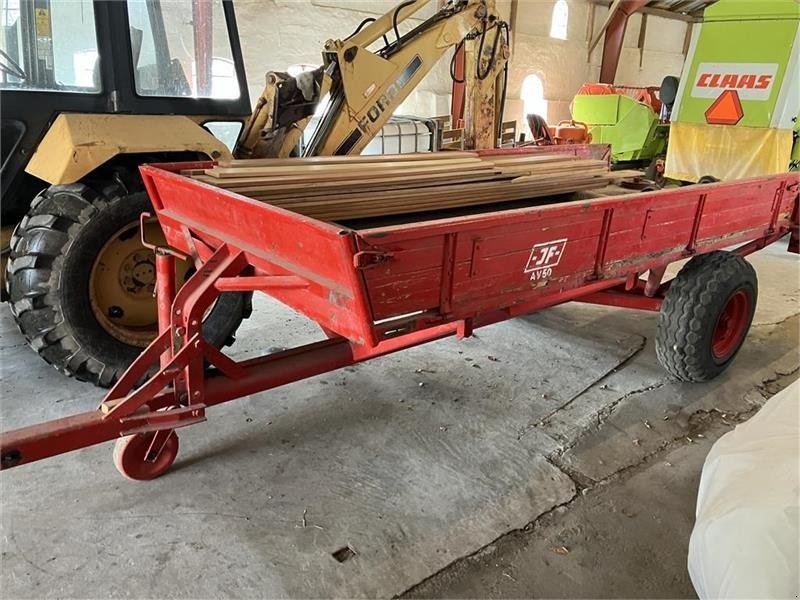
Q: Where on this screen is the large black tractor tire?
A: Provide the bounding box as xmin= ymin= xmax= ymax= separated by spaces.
xmin=655 ymin=251 xmax=757 ymax=382
xmin=6 ymin=181 xmax=250 ymax=388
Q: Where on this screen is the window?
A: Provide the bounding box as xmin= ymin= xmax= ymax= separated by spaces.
xmin=550 ymin=0 xmax=569 ymax=40
xmin=0 ymin=0 xmax=100 ymax=92
xmin=521 ymin=74 xmax=548 ymax=121
xmin=204 ymin=57 xmax=239 ymax=99
xmin=204 ymin=121 xmax=243 ymax=151
xmin=126 ymin=0 xmax=240 ymax=99
xmin=287 ymin=64 xmax=317 ymax=78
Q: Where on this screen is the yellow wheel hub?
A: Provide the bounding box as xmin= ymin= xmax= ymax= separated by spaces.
xmin=90 ymin=219 xmax=191 ymax=348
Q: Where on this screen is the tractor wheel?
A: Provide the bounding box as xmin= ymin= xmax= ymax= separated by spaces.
xmin=655 ymin=251 xmax=757 ymax=382
xmin=6 ymin=180 xmax=250 ymax=388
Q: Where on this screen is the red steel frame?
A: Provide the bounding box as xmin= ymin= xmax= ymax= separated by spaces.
xmin=1 ymin=160 xmax=797 ymax=474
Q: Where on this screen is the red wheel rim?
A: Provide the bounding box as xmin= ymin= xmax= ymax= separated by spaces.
xmin=113 ymin=430 xmax=179 ymax=481
xmin=711 ymin=289 xmax=750 ymax=361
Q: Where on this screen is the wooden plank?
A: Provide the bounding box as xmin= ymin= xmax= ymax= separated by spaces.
xmin=216 ymin=151 xmax=479 ymax=168
xmin=287 ymin=180 xmax=608 ymax=221
xmin=588 ymin=0 xmax=623 ymax=55
xmin=208 ymin=162 xmax=602 ymax=191
xmin=267 ymin=175 xmax=608 ymax=217
xmin=588 ymin=0 xmax=697 ymax=23
xmin=258 ymin=173 xmax=604 ymax=201
xmin=195 ymin=165 xmax=499 ymax=188
xmin=242 ymin=174 xmax=515 ymax=201
xmin=204 ymin=166 xmax=496 ymax=183
xmin=606 ymin=169 xmax=645 ymax=179
xmin=277 ymin=185 xmax=602 ymax=218
xmin=192 ymin=152 xmax=613 ymax=223
xmin=486 ymin=155 xmax=584 ymax=165
xmin=204 ymin=160 xmax=491 ymax=179
xmin=498 ymin=161 xmax=607 ymax=173
xmin=289 ymin=184 xmax=603 ymax=214
xmin=198 ymin=171 xmax=506 ymax=195
xmin=639 ymin=13 xmax=648 ymax=67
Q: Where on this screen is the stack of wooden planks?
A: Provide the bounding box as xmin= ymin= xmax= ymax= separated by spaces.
xmin=188 ymin=152 xmax=626 ymax=222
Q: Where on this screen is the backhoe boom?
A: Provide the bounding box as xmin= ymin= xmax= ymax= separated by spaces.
xmin=236 ymin=0 xmax=509 ymax=159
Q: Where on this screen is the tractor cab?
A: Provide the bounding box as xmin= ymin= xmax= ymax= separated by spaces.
xmin=1 ymin=0 xmax=253 ymax=389
xmin=1 ymin=0 xmax=251 ymax=219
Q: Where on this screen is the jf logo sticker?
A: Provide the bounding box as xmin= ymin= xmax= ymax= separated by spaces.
xmin=524 ymin=238 xmax=566 ymax=281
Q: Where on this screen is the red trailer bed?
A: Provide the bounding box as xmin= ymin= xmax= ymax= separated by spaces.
xmin=1 ymin=159 xmax=797 ymax=480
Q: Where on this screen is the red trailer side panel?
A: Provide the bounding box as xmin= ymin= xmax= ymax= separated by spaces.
xmin=140 ymin=167 xmax=374 ymax=345
xmin=357 ymin=176 xmax=797 ymax=329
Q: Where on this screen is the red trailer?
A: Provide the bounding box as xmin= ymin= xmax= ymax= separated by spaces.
xmin=1 ymin=158 xmax=797 ymax=480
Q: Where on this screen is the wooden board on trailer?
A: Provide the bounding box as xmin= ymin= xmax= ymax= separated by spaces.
xmin=192 ymin=152 xmax=629 ymax=222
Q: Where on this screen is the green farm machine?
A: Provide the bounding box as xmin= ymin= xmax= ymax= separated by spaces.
xmin=571 ymin=80 xmax=673 ymax=172
xmin=572 ymin=0 xmax=799 ymax=181
xmin=665 ymin=0 xmax=799 ymax=182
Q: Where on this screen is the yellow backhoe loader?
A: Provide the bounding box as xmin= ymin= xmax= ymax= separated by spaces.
xmin=1 ymin=0 xmax=508 ymax=387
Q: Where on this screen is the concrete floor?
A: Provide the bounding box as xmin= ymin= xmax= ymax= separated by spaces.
xmin=0 ymin=242 xmax=797 ymax=598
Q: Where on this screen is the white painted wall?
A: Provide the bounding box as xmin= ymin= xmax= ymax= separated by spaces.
xmin=235 ymin=0 xmax=451 ymax=116
xmin=235 ymin=0 xmax=689 ymax=134
xmin=591 ymin=11 xmax=689 ymax=92
xmin=510 ymin=0 xmax=689 ymax=132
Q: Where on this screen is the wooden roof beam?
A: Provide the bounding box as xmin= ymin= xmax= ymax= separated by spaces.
xmin=588 ymin=0 xmax=698 ymax=23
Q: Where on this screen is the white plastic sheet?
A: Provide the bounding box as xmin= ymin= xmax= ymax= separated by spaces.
xmin=688 ymin=379 xmax=800 ymax=599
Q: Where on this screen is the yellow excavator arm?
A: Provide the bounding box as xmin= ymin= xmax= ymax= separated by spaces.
xmin=236 ymin=0 xmax=508 ymax=159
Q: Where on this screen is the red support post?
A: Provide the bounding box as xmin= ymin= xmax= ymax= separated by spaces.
xmin=576 ymin=288 xmax=663 ymax=312
xmin=155 ymin=251 xmax=176 ymax=367
xmin=644 ymin=265 xmax=666 ymax=297
xmin=599 ymin=0 xmax=650 ymax=84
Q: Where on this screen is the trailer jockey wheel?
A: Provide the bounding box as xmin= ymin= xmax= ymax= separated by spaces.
xmin=113 ymin=430 xmax=179 ymax=481
xmin=656 ymin=251 xmax=757 ymax=382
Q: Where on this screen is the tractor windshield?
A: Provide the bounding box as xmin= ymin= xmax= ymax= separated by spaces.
xmin=126 ymin=0 xmax=240 ymax=99
xmin=0 ymin=0 xmax=100 ymax=92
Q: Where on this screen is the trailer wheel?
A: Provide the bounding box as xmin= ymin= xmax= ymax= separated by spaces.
xmin=113 ymin=430 xmax=179 ymax=481
xmin=656 ymin=251 xmax=757 ymax=382
xmin=6 ymin=181 xmax=250 ymax=388
xmin=698 ymin=175 xmax=719 ymax=184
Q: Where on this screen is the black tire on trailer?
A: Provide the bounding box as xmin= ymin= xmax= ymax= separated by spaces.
xmin=655 ymin=251 xmax=757 ymax=382
xmin=6 ymin=180 xmax=250 ymax=388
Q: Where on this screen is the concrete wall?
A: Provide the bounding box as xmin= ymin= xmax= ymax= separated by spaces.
xmin=235 ymin=0 xmax=690 ymax=132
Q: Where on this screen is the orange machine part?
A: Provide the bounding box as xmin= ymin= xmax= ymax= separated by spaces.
xmin=576 ymin=83 xmax=662 ymax=114
xmin=550 ymin=120 xmax=592 ymax=144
